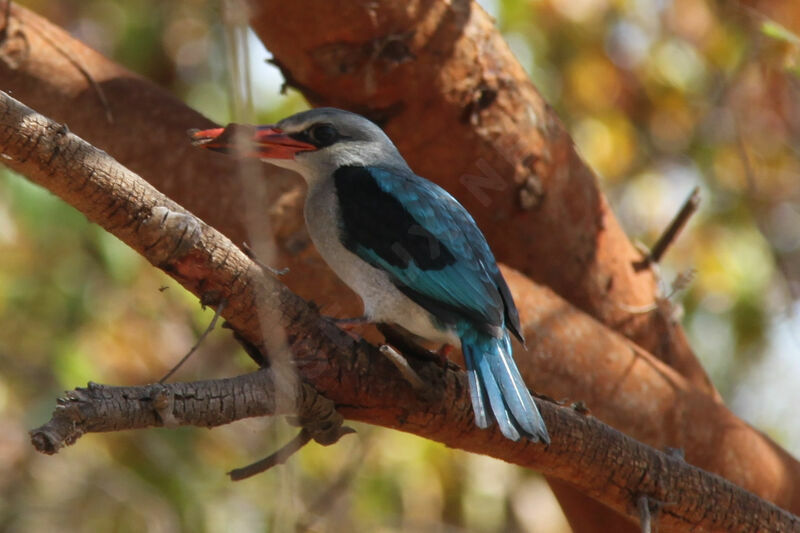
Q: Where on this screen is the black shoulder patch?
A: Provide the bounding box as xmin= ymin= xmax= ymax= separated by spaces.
xmin=334 ymin=166 xmax=456 ymax=271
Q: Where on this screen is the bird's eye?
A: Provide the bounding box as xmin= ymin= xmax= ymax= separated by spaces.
xmin=308 ymin=123 xmax=338 ymax=146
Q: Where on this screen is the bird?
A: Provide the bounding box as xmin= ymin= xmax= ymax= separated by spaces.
xmin=191 ymin=108 xmax=549 ymax=444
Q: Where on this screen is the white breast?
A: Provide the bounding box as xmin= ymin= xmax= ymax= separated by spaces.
xmin=303 ymin=180 xmax=458 ymax=346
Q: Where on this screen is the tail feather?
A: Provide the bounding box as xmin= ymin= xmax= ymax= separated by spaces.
xmin=462 ymin=349 xmax=490 ymax=429
xmin=473 ymin=347 xmax=521 ymax=441
xmin=462 ymin=332 xmax=550 ymax=444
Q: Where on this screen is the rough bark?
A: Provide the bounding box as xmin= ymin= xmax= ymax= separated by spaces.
xmin=3 ymin=91 xmax=798 ymax=532
xmin=30 ymin=372 xmax=351 ymax=454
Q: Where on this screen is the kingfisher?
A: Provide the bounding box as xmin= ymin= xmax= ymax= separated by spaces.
xmin=191 ymin=108 xmax=549 ymax=443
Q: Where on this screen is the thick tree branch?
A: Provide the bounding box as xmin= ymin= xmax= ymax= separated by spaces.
xmin=1 ymin=90 xmax=799 ymax=532
xmin=28 ymin=371 xmax=799 ymax=532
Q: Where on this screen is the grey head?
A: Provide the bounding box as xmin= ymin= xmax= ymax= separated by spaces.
xmin=269 ymin=108 xmax=411 ymax=184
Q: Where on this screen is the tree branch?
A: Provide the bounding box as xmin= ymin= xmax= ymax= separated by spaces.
xmin=635 ymin=187 xmax=701 ymax=269
xmin=1 ymin=89 xmax=799 ymax=532
xmin=29 ymin=370 xmax=350 ymax=455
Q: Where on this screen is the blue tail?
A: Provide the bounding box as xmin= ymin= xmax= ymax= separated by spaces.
xmin=461 ymin=330 xmax=550 ymax=443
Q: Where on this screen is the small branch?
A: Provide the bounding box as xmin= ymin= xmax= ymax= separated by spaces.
xmin=635 ymin=187 xmax=701 ymax=270
xmin=29 ymin=369 xmax=352 ymax=455
xmin=159 ymin=299 xmax=227 ymax=383
xmin=379 ymin=344 xmax=426 ymax=390
xmin=241 ymin=241 xmax=289 ymax=276
xmin=18 ymin=8 xmax=113 ymax=123
xmin=228 ymin=429 xmax=313 ymax=481
xmin=638 ymin=495 xmax=652 ymax=533
xmin=648 ymin=186 xmax=700 ymax=263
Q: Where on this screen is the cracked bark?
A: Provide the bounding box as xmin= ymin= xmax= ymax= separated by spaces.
xmin=2 ymin=91 xmax=798 ymax=532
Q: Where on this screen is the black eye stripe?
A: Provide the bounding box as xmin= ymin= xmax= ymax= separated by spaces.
xmin=288 ymin=122 xmax=340 ymax=148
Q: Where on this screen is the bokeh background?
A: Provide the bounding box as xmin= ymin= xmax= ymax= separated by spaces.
xmin=1 ymin=0 xmax=799 ymax=531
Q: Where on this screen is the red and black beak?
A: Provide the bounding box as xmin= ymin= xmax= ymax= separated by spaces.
xmin=189 ymin=124 xmax=316 ymax=159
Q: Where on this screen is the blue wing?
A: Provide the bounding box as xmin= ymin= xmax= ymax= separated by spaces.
xmin=333 ymin=165 xmax=522 ymax=340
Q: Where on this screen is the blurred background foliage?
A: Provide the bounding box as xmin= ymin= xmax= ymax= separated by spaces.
xmin=1 ymin=0 xmax=799 ymax=531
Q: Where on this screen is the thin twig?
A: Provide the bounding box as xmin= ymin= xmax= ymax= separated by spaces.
xmin=242 ymin=241 xmax=289 ymax=276
xmin=638 ymin=495 xmax=653 ymax=533
xmin=159 ymin=299 xmax=226 ymax=383
xmin=379 ymin=344 xmax=426 ymax=390
xmin=30 ymin=369 xmax=354 ymax=457
xmin=637 ymin=493 xmax=676 ymax=533
xmin=228 ymin=429 xmax=312 ymax=481
xmin=25 ymin=16 xmax=113 ymax=124
xmin=645 ymin=186 xmax=701 ymax=266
